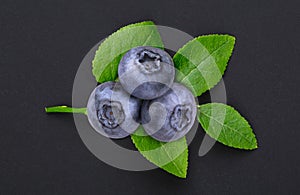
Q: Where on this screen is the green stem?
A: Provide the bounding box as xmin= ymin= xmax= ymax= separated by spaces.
xmin=45 ymin=106 xmax=87 ymax=115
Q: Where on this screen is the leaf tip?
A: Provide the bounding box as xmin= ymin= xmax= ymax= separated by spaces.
xmin=252 ymin=139 xmax=259 ymax=150
xmin=242 ymin=136 xmax=258 ymax=150
xmin=139 ymin=20 xmax=155 ymax=25
xmin=227 ymin=34 xmax=236 ymax=41
xmin=168 ymin=168 xmax=187 ymax=179
xmin=228 ymin=35 xmax=236 ymax=46
xmin=177 ymin=173 xmax=187 ymax=179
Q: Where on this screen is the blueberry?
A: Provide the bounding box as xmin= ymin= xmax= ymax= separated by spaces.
xmin=87 ymin=81 xmax=141 ymax=139
xmin=118 ymin=46 xmax=175 ymax=100
xmin=141 ymin=83 xmax=197 ymax=142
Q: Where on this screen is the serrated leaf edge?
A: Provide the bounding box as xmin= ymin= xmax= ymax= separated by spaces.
xmin=174 ymin=34 xmax=236 ymax=97
xmin=92 ymin=21 xmax=161 ymax=82
xmin=131 ymin=134 xmax=188 ymax=178
xmin=198 ymin=103 xmax=258 ymax=150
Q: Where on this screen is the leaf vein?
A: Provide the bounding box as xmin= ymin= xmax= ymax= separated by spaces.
xmin=200 ymin=111 xmax=253 ymax=145
xmin=180 ymin=40 xmax=230 ymax=83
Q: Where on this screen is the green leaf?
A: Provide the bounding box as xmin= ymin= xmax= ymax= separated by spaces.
xmin=173 ymin=34 xmax=235 ymax=96
xmin=45 ymin=106 xmax=87 ymax=115
xmin=131 ymin=127 xmax=188 ymax=178
xmin=198 ymin=103 xmax=258 ymax=150
xmin=92 ymin=21 xmax=164 ymax=83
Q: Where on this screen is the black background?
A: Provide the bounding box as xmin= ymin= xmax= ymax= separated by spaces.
xmin=1 ymin=0 xmax=299 ymax=194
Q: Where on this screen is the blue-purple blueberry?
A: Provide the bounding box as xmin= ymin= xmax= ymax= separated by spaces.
xmin=87 ymin=81 xmax=141 ymax=139
xmin=141 ymin=83 xmax=197 ymax=142
xmin=118 ymin=46 xmax=175 ymax=100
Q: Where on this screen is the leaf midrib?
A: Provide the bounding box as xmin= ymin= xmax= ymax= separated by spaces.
xmin=200 ymin=111 xmax=254 ymax=145
xmin=133 ymin=135 xmax=185 ymax=176
xmin=179 ymin=39 xmax=230 ymax=83
xmin=142 ymin=29 xmax=155 ymax=45
xmin=139 ymin=140 xmax=184 ymax=176
xmin=160 ymin=143 xmax=184 ymax=176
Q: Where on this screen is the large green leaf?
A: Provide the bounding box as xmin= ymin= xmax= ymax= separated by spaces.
xmin=131 ymin=127 xmax=188 ymax=178
xmin=173 ymin=34 xmax=235 ymax=96
xmin=92 ymin=21 xmax=164 ymax=82
xmin=198 ymin=103 xmax=258 ymax=150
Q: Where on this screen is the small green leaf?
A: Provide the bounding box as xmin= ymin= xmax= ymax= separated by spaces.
xmin=198 ymin=103 xmax=258 ymax=150
xmin=131 ymin=127 xmax=188 ymax=178
xmin=92 ymin=21 xmax=164 ymax=83
xmin=45 ymin=106 xmax=87 ymax=115
xmin=173 ymin=34 xmax=235 ymax=96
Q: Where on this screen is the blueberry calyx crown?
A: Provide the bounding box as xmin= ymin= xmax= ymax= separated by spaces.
xmin=97 ymin=100 xmax=125 ymax=129
xmin=136 ymin=49 xmax=161 ymax=74
xmin=170 ymin=104 xmax=192 ymax=132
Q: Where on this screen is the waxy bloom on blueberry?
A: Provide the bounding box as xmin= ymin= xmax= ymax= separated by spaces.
xmin=87 ymin=82 xmax=141 ymax=139
xmin=118 ymin=46 xmax=175 ymax=100
xmin=141 ymin=83 xmax=197 ymax=142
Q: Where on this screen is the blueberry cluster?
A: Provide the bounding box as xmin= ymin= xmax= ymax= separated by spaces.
xmin=87 ymin=46 xmax=197 ymax=142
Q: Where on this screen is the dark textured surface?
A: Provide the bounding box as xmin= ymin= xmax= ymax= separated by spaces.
xmin=0 ymin=0 xmax=299 ymax=194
